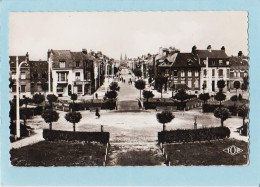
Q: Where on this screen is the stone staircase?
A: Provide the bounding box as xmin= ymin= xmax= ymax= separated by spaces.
xmin=117 ymin=100 xmax=141 ymax=112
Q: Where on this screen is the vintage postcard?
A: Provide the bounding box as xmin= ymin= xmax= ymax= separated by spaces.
xmin=1 ymin=0 xmax=260 ymax=186
xmin=8 ymin=11 xmax=249 ymax=166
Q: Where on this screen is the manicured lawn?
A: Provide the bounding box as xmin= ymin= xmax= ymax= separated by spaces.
xmin=10 ymin=141 xmax=106 ymax=166
xmin=164 ymin=139 xmax=248 ymax=166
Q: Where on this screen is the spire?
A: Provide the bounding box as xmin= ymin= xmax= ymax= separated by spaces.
xmin=125 ymin=54 xmax=127 ymax=60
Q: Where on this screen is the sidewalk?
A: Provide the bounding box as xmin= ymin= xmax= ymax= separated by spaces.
xmin=11 ymin=129 xmax=44 ymax=149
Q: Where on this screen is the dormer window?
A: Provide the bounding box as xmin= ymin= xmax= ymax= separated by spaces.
xmin=60 ymin=61 xmax=65 ymax=68
xmin=219 ymin=60 xmax=223 ymax=65
xmin=76 ymin=61 xmax=80 ymax=67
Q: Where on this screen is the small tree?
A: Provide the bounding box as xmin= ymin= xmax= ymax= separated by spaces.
xmin=105 ymin=90 xmax=117 ymax=109
xmin=135 ymin=79 xmax=146 ymax=100
xmin=214 ymin=107 xmax=231 ymax=127
xmin=238 ymin=105 xmax=248 ymax=126
xmin=47 ymin=94 xmax=58 ymax=108
xmin=109 ymin=82 xmax=120 ymax=91
xmin=156 ymin=110 xmax=175 ymax=131
xmin=143 ymin=90 xmax=154 ymax=102
xmin=22 ymin=97 xmax=32 ymax=108
xmin=217 ymin=80 xmax=226 ymax=92
xmin=70 ymin=93 xmax=77 ymax=104
xmin=32 ymin=93 xmax=45 ymax=107
xmin=174 ymin=89 xmax=189 ymax=104
xmin=230 ymin=95 xmax=238 ymax=107
xmin=233 ymin=81 xmax=241 ymax=96
xmin=41 ymin=109 xmax=59 ymax=130
xmin=199 ymin=93 xmax=210 ymax=104
xmin=65 ymin=111 xmax=82 ymax=132
xmin=214 ymin=92 xmax=226 ymax=106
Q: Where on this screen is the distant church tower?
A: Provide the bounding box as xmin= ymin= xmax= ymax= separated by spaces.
xmin=125 ymin=54 xmax=127 ymax=61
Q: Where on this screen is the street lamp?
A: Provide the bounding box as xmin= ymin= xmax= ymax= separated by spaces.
xmin=16 ymin=56 xmax=28 ymax=139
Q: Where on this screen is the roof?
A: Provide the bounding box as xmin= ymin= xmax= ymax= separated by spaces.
xmin=173 ymin=53 xmax=200 ymax=68
xmin=9 ymin=56 xmax=29 ymax=68
xmin=229 ymin=56 xmax=249 ymax=69
xmin=195 ymin=50 xmax=229 ymax=59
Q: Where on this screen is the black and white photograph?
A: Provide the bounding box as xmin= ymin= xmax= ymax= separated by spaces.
xmin=9 ymin=11 xmax=249 ymax=166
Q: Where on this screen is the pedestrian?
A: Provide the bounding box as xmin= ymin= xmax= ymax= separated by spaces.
xmin=96 ymin=108 xmax=100 ymax=119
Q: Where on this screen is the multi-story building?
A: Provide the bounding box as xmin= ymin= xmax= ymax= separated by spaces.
xmin=48 ymin=49 xmax=93 ymax=97
xmin=229 ymin=51 xmax=249 ymax=89
xmin=9 ymin=53 xmax=31 ymax=99
xmin=29 ymin=60 xmax=48 ymax=95
xmin=194 ymin=45 xmax=230 ymax=93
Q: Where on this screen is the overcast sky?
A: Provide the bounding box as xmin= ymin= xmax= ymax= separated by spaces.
xmin=9 ymin=11 xmax=248 ymax=60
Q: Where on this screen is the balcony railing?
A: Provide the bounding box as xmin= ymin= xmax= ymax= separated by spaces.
xmin=57 ymin=79 xmax=68 ymax=83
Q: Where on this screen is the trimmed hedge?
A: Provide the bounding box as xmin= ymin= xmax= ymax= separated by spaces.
xmin=202 ymin=104 xmax=219 ymax=112
xmin=158 ymin=127 xmax=230 ymax=143
xmin=69 ymin=101 xmax=116 ymax=111
xmin=143 ymin=101 xmax=186 ymax=110
xmin=43 ymin=129 xmax=110 ymax=144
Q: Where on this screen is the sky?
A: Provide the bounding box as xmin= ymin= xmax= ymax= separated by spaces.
xmin=9 ymin=11 xmax=248 ymax=60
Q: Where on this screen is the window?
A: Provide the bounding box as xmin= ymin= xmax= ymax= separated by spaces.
xmin=60 ymin=61 xmax=65 ymax=68
xmin=57 ymin=85 xmax=63 ymax=93
xmin=227 ymin=69 xmax=230 ymax=78
xmin=195 ymin=71 xmax=199 ymax=77
xmin=42 ymin=73 xmax=46 ymax=78
xmin=212 ymin=61 xmax=215 ymax=65
xmin=12 ymin=72 xmax=16 ymax=79
xmin=77 ymin=85 xmax=82 ymax=93
xmin=33 ymin=73 xmax=38 ymax=79
xmin=76 ymin=61 xmax=80 ymax=67
xmin=203 ymin=69 xmax=207 ymax=77
xmin=173 ymin=70 xmax=178 ymax=77
xmin=21 ymin=71 xmax=26 ymax=79
xmin=212 ymin=69 xmax=215 ymax=77
xmin=219 ymin=60 xmax=223 ymax=65
xmin=219 ymin=69 xmax=223 ymax=77
xmin=61 ymin=73 xmax=66 ymax=81
xmin=230 ymin=72 xmax=234 ymax=78
xmin=21 ymin=85 xmax=26 ymax=93
xmin=87 ymin=72 xmax=91 ymax=80
xmin=195 ymin=80 xmax=199 ymax=88
xmin=188 ymin=80 xmax=192 ymax=88
xmin=188 ymin=70 xmax=192 ymax=77
xmin=75 ymin=72 xmax=80 ymax=80
xmin=12 ymin=85 xmax=16 ymax=92
xmin=181 ymin=71 xmax=185 ymax=77
xmin=165 ymin=69 xmax=169 ymax=76
xmin=203 ymin=81 xmax=207 ymax=88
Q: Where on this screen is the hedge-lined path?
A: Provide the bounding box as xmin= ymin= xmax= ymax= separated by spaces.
xmin=11 ymin=129 xmax=44 ymax=149
xmin=107 ymin=142 xmax=165 ymax=166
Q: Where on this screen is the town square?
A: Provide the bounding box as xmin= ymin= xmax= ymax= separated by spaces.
xmin=8 ymin=12 xmax=249 ymax=166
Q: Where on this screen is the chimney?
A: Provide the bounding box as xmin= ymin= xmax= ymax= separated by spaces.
xmin=26 ymin=52 xmax=29 ymax=62
xmin=47 ymin=49 xmax=51 ymax=59
xmin=207 ymin=45 xmax=212 ymax=52
xmin=82 ymin=48 xmax=87 ymax=54
xmin=238 ymin=51 xmax=243 ymax=57
xmin=192 ymin=45 xmax=197 ymax=54
xmin=221 ymin=46 xmax=225 ymax=51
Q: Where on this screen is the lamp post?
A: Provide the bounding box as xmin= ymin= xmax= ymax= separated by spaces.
xmin=16 ymin=56 xmax=28 ymax=139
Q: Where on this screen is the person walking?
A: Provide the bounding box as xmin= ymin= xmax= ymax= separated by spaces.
xmin=95 ymin=108 xmax=100 ymax=119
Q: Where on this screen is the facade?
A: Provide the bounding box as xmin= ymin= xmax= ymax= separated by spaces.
xmin=229 ymin=51 xmax=249 ymax=89
xmin=194 ymin=45 xmax=230 ymax=93
xmin=48 ymin=49 xmax=93 ymax=97
xmin=29 ymin=60 xmax=48 ymax=95
xmin=9 ymin=53 xmax=31 ymax=99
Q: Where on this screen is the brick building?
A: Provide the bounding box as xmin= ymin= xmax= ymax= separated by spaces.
xmin=9 ymin=53 xmax=31 ymax=99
